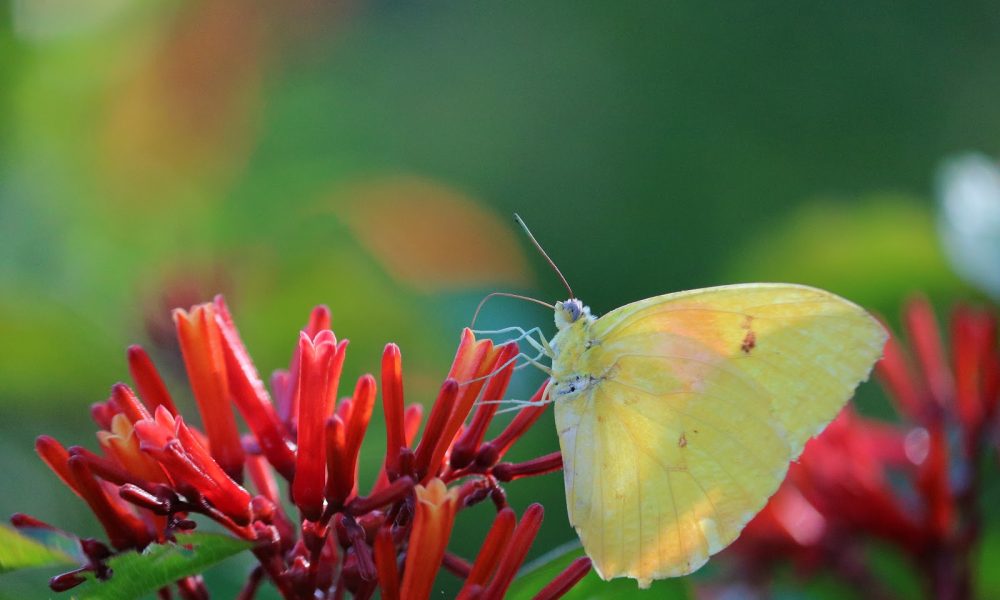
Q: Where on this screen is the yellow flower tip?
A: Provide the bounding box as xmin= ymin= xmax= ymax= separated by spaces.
xmin=414 ymin=477 xmax=457 ymax=507
xmin=96 ymin=430 xmax=114 ymax=447
xmin=172 ymin=302 xmax=215 ymax=327
xmin=109 ymin=413 xmax=134 ymax=439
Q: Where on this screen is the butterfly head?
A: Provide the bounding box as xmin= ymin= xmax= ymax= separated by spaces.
xmin=554 ymin=298 xmax=590 ymax=331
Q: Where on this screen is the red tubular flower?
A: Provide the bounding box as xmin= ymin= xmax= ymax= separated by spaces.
xmin=279 ymin=305 xmax=332 ymax=426
xmin=412 ymin=380 xmax=461 ymax=481
xmin=67 ymin=459 xmax=152 ymax=551
xmin=533 ymin=557 xmax=593 ymax=600
xmin=399 ymin=479 xmax=459 ymax=600
xmin=127 ymin=345 xmax=178 ymax=415
xmin=110 ymin=384 xmax=152 ymax=424
xmin=877 ymin=329 xmax=926 ymax=422
xmin=789 ymin=409 xmax=925 ymax=548
xmin=292 ymin=330 xmax=347 ymax=521
xmin=326 ymin=375 xmax=376 ymax=508
xmin=96 ymin=414 xmax=169 ymax=485
xmin=474 ymin=383 xmax=549 ymax=469
xmin=428 ymin=331 xmax=504 ymax=477
xmin=36 ymin=436 xmax=150 ymax=551
xmin=18 ymin=298 xmax=585 ymax=600
xmin=381 ymin=343 xmax=406 ymax=480
xmin=462 ymin=507 xmax=516 ymax=589
xmin=134 ymin=407 xmax=253 ymax=526
xmin=480 ymin=503 xmax=544 ymax=600
xmin=904 ymin=296 xmax=953 ymax=408
xmin=214 ymin=296 xmax=296 ymax=481
xmin=36 ymin=435 xmax=84 ymax=497
xmin=173 ymin=303 xmax=245 ymax=481
xmin=950 ymin=305 xmax=1000 ymax=447
xmin=450 ymin=343 xmax=519 ymax=469
xmin=371 ymin=402 xmax=423 ymax=495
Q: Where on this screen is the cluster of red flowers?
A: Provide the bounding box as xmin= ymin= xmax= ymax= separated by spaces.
xmin=727 ymin=297 xmax=999 ymax=600
xmin=12 ymin=296 xmax=589 ymax=599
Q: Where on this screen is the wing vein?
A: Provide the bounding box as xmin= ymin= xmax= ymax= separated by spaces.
xmin=604 ymin=380 xmax=785 ymax=471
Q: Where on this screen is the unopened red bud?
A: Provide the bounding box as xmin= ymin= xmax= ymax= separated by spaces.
xmin=49 ymin=570 xmax=86 ymax=592
xmin=174 ymin=519 xmax=198 ymax=531
xmin=10 ymin=513 xmax=56 ymax=530
xmin=474 ymin=443 xmax=500 ymax=469
xmin=119 ymin=484 xmax=166 ymax=513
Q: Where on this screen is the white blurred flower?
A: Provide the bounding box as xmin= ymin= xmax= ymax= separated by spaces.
xmin=937 ymin=153 xmax=1000 ymax=300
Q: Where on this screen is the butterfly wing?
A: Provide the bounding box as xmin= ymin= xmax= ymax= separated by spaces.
xmin=553 ymin=283 xmax=887 ymax=586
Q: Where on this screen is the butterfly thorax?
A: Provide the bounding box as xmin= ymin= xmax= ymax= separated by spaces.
xmin=550 ymin=299 xmax=599 ymax=400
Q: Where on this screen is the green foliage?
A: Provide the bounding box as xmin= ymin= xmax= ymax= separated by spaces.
xmin=507 ymin=541 xmax=691 ymax=599
xmin=0 ymin=526 xmax=75 ymax=574
xmin=865 ymin=542 xmax=923 ymax=599
xmin=70 ymin=533 xmax=252 ymax=600
xmin=724 ymin=196 xmax=969 ymax=316
xmin=975 ymin=459 xmax=1000 ymax=599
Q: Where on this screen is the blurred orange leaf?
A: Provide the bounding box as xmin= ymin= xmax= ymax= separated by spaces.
xmin=100 ymin=0 xmax=265 ymax=203
xmin=340 ymin=176 xmax=531 ymax=292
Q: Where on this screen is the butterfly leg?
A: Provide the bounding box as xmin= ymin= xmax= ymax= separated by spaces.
xmin=518 ymin=328 xmax=553 ymax=358
xmin=474 ymin=371 xmax=555 ymax=416
xmin=513 ymin=350 xmax=553 ymax=376
xmin=471 ymin=325 xmax=543 ymax=346
xmin=459 ymin=348 xmax=552 ymax=386
xmin=484 ymin=380 xmax=555 ymax=414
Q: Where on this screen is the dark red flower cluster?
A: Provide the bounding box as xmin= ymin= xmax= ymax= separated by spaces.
xmin=13 ymin=296 xmax=589 ymax=599
xmin=726 ymin=297 xmax=999 ymax=600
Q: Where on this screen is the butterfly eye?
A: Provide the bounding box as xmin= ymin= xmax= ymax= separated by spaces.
xmin=565 ymin=299 xmax=583 ymax=322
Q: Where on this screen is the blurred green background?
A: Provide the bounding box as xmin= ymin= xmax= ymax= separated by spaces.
xmin=2 ymin=0 xmax=999 ymax=597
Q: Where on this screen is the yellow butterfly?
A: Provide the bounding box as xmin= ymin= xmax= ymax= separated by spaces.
xmin=548 ymin=284 xmax=886 ymax=587
xmin=499 ymin=217 xmax=887 ymax=588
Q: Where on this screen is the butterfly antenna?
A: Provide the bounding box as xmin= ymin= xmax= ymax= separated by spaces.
xmin=514 ymin=213 xmax=574 ymax=299
xmin=471 ymin=292 xmax=554 ymax=329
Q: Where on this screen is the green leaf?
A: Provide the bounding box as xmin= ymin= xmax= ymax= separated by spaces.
xmin=71 ymin=533 xmax=252 ymax=600
xmin=723 ymin=196 xmax=969 ymax=316
xmin=507 ymin=541 xmax=692 ymax=599
xmin=0 ymin=526 xmax=76 ymax=574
